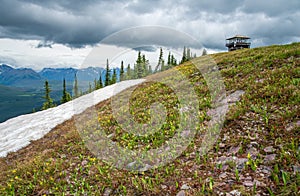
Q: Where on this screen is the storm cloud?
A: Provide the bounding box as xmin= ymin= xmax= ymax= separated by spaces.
xmin=0 ymin=0 xmax=300 ymax=50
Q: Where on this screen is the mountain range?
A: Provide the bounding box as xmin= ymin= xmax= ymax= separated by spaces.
xmin=0 ymin=64 xmax=108 ymax=88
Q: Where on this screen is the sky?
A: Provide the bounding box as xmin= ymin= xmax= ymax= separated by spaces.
xmin=0 ymin=0 xmax=299 ymax=70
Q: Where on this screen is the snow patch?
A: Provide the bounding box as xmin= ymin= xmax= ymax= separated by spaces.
xmin=0 ymin=79 xmax=145 ymax=157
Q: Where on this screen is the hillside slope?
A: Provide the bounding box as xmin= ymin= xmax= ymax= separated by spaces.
xmin=0 ymin=43 xmax=299 ymax=195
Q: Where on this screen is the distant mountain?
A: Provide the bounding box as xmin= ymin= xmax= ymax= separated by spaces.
xmin=0 ymin=64 xmax=14 ymax=74
xmin=0 ymin=64 xmax=42 ymax=88
xmin=39 ymin=67 xmax=77 ymax=81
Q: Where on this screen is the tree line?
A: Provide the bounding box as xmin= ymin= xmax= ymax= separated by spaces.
xmin=41 ymin=47 xmax=207 ymax=110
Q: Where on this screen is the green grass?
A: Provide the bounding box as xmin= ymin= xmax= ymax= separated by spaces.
xmin=0 ymin=42 xmax=299 ymax=195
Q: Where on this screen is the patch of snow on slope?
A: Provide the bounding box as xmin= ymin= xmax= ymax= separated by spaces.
xmin=0 ymin=79 xmax=145 ymax=157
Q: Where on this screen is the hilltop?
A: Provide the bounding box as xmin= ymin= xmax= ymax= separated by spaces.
xmin=0 ymin=43 xmax=299 ymax=195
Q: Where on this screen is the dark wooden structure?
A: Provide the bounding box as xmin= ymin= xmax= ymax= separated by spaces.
xmin=226 ymin=35 xmax=251 ymax=51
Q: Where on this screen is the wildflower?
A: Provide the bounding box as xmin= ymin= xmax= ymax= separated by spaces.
xmin=247 ymin=153 xmax=251 ymax=159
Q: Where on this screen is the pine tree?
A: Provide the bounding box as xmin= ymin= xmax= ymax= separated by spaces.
xmin=181 ymin=46 xmax=187 ymax=64
xmin=73 ymin=73 xmax=79 ymax=98
xmin=88 ymin=82 xmax=92 ymax=93
xmin=202 ymin=48 xmax=207 ymax=56
xmin=136 ymin=51 xmax=143 ymax=78
xmin=61 ymin=78 xmax=71 ymax=104
xmin=42 ymin=80 xmax=55 ymax=110
xmin=187 ymin=47 xmax=191 ymax=60
xmin=171 ymin=54 xmax=177 ymax=66
xmin=105 ymin=59 xmax=110 ymax=86
xmin=98 ymin=72 xmax=103 ymax=88
xmin=167 ymin=52 xmax=171 ymax=68
xmin=126 ymin=64 xmax=131 ymax=80
xmin=154 ymin=47 xmax=164 ymax=72
xmin=111 ymin=68 xmax=117 ymax=84
xmin=120 ymin=61 xmax=125 ymax=81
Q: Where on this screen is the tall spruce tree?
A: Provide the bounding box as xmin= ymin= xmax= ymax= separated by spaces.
xmin=73 ymin=73 xmax=79 ymax=98
xmin=126 ymin=64 xmax=131 ymax=79
xmin=98 ymin=72 xmax=103 ymax=89
xmin=136 ymin=51 xmax=143 ymax=78
xmin=105 ymin=59 xmax=110 ymax=86
xmin=42 ymin=80 xmax=55 ymax=110
xmin=154 ymin=47 xmax=164 ymax=72
xmin=61 ymin=78 xmax=71 ymax=104
xmin=181 ymin=46 xmax=187 ymax=64
xmin=111 ymin=68 xmax=117 ymax=84
xmin=120 ymin=61 xmax=125 ymax=81
xmin=202 ymin=48 xmax=207 ymax=56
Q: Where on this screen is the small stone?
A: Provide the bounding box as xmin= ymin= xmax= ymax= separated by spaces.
xmin=161 ymin=185 xmax=167 ymax=189
xmin=103 ymin=188 xmax=112 ymax=196
xmin=219 ymin=172 xmax=227 ymax=179
xmin=228 ymin=146 xmax=240 ymax=155
xmin=293 ymin=165 xmax=300 ymax=173
xmin=181 ymin=184 xmax=191 ymax=190
xmin=264 ymin=146 xmax=275 ymax=153
xmin=253 ymin=179 xmax=266 ymax=187
xmin=250 ymin=141 xmax=259 ymax=147
xmin=264 ymin=154 xmax=276 ymax=163
xmin=243 ymin=181 xmax=254 ymax=187
xmin=229 ymin=190 xmax=241 ymax=196
xmin=219 ymin=143 xmax=226 ymax=148
xmin=176 ymin=190 xmax=185 ymax=196
xmin=81 ymin=160 xmax=88 ymax=166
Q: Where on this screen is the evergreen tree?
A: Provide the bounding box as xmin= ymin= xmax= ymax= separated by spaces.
xmin=88 ymin=82 xmax=92 ymax=93
xmin=181 ymin=46 xmax=187 ymax=64
xmin=61 ymin=78 xmax=71 ymax=104
xmin=111 ymin=68 xmax=117 ymax=84
xmin=98 ymin=72 xmax=103 ymax=88
xmin=105 ymin=59 xmax=110 ymax=86
xmin=136 ymin=51 xmax=144 ymax=78
xmin=202 ymin=48 xmax=207 ymax=56
xmin=126 ymin=64 xmax=132 ymax=80
xmin=42 ymin=80 xmax=55 ymax=110
xmin=73 ymin=73 xmax=79 ymax=98
xmin=154 ymin=47 xmax=164 ymax=72
xmin=120 ymin=61 xmax=125 ymax=81
xmin=171 ymin=54 xmax=177 ymax=66
xmin=187 ymin=47 xmax=191 ymax=60
xmin=167 ymin=52 xmax=171 ymax=68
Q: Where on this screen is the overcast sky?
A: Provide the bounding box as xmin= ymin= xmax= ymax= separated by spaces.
xmin=0 ymin=0 xmax=299 ymax=70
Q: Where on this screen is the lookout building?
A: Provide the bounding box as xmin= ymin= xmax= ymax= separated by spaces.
xmin=226 ymin=35 xmax=251 ymax=51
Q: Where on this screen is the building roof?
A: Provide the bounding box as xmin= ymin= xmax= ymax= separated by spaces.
xmin=226 ymin=35 xmax=250 ymax=40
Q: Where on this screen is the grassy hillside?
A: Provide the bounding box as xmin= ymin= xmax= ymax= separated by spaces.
xmin=0 ymin=43 xmax=299 ymax=195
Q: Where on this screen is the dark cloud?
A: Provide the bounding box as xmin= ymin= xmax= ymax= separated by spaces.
xmin=0 ymin=0 xmax=299 ymax=50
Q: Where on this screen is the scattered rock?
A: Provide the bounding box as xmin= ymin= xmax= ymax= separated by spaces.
xmin=293 ymin=165 xmax=300 ymax=173
xmin=229 ymin=190 xmax=241 ymax=196
xmin=180 ymin=184 xmax=191 ymax=190
xmin=253 ymin=179 xmax=266 ymax=187
xmin=219 ymin=143 xmax=226 ymax=148
xmin=161 ymin=185 xmax=167 ymax=189
xmin=286 ymin=120 xmax=300 ymax=131
xmin=81 ymin=160 xmax=88 ymax=166
xmin=228 ymin=146 xmax=240 ymax=155
xmin=264 ymin=154 xmax=276 ymax=163
xmin=264 ymin=146 xmax=275 ymax=153
xmin=219 ymin=172 xmax=227 ymax=179
xmin=243 ymin=181 xmax=254 ymax=187
xmin=250 ymin=141 xmax=259 ymax=147
xmin=176 ymin=190 xmax=185 ymax=196
xmin=103 ymin=188 xmax=112 ymax=196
